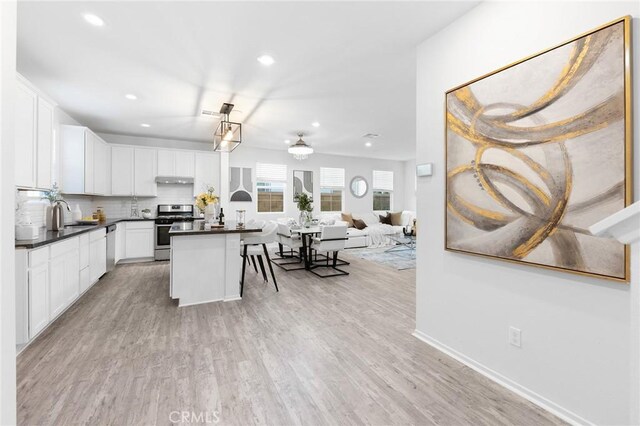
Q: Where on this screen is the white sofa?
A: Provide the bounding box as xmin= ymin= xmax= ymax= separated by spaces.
xmin=318 ymin=211 xmax=416 ymax=248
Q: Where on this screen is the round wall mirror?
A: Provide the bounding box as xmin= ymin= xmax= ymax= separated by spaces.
xmin=350 ymin=176 xmax=368 ymax=198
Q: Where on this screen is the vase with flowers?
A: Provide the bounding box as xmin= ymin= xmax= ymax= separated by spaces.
xmin=195 ymin=186 xmax=220 ymax=223
xmin=295 ymin=193 xmax=313 ymax=228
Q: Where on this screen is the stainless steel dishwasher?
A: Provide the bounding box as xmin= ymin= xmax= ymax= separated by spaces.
xmin=106 ymin=224 xmax=117 ymax=272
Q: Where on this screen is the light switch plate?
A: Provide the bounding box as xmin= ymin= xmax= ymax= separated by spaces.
xmin=508 ymin=326 xmax=522 ymax=348
xmin=416 ymin=163 xmax=433 ymax=177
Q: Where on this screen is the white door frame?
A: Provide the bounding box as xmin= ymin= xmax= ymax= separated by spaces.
xmin=0 ymin=1 xmax=17 ymax=424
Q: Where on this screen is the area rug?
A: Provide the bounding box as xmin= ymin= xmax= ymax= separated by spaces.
xmin=346 ymin=246 xmax=416 ymax=270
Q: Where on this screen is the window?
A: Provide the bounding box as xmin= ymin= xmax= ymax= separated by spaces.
xmin=256 ymin=163 xmax=287 ymax=213
xmin=320 ymin=167 xmax=345 ymax=212
xmin=373 ymin=170 xmax=393 ymax=211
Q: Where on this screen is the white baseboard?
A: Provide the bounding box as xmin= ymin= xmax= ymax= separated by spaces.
xmin=412 ymin=329 xmax=592 ymax=426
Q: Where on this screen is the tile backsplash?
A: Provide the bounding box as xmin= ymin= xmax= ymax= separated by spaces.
xmin=19 ymin=184 xmax=197 ymax=227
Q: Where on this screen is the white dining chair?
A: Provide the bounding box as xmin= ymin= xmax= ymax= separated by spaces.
xmin=309 ymin=225 xmax=349 ymax=278
xmin=272 ymin=222 xmax=306 ymax=271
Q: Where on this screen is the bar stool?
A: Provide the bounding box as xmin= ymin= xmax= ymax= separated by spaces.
xmin=240 ymin=221 xmax=278 ymax=297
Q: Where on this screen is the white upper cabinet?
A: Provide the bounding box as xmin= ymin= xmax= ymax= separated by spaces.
xmin=60 ymin=126 xmax=110 ymax=195
xmin=15 ymin=80 xmax=38 ymax=188
xmin=111 ymin=146 xmax=134 ymax=196
xmin=134 ymin=148 xmax=157 ymax=196
xmin=157 ymin=149 xmax=195 ymax=178
xmin=157 ymin=149 xmax=174 ymax=176
xmin=175 ymin=151 xmax=195 ymax=177
xmin=193 ymin=153 xmax=218 ymax=197
xmin=15 ymin=76 xmax=56 ymax=190
xmin=36 ymin=97 xmax=54 ymax=189
xmin=93 ymin=135 xmax=109 ymax=195
xmin=83 ymin=130 xmax=95 ymax=194
xmin=60 ymin=125 xmax=86 ymax=194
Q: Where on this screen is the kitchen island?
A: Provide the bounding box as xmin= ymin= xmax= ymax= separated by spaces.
xmin=169 ymin=220 xmax=261 ymax=307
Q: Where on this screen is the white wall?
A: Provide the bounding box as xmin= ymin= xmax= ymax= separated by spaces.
xmin=227 ymin=143 xmax=407 ymax=223
xmin=415 ymin=2 xmax=639 ymax=425
xmin=0 ymin=1 xmax=17 ymax=424
xmin=403 ymin=159 xmax=416 ymax=212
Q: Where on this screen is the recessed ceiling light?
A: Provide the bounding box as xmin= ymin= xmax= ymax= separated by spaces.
xmin=311 ymin=121 xmax=320 ymax=127
xmin=257 ymin=55 xmax=275 ymax=66
xmin=284 ymin=139 xmax=291 ymax=144
xmin=125 ymin=94 xmax=137 ymax=100
xmin=140 ymin=123 xmax=150 ymax=128
xmin=83 ymin=13 xmax=104 ymax=27
xmin=365 ymin=142 xmax=372 ymax=147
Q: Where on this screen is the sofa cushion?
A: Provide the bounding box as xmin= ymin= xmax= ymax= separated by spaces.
xmin=379 ymin=213 xmax=392 ymax=225
xmin=353 ymin=218 xmax=367 ymax=230
xmin=341 ymin=213 xmax=355 ymax=227
xmin=389 ymin=211 xmax=403 ymax=226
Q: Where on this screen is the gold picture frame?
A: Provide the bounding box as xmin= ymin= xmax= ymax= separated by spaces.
xmin=444 ymin=16 xmax=632 ymax=282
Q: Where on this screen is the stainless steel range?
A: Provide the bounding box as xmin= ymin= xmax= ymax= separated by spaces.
xmin=155 ymin=204 xmax=195 ymax=260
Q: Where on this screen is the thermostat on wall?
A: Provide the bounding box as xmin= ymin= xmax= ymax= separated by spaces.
xmin=416 ymin=163 xmax=433 ymax=177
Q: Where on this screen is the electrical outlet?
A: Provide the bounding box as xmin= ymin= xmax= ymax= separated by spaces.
xmin=508 ymin=326 xmax=522 ymax=348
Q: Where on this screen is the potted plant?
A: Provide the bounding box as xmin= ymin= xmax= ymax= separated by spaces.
xmin=296 ymin=193 xmax=313 ymax=228
xmin=141 ymin=208 xmax=152 ymax=219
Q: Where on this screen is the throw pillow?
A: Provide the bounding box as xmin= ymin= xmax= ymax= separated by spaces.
xmin=379 ymin=213 xmax=392 ymax=225
xmin=353 ymin=218 xmax=367 ymax=230
xmin=389 ymin=211 xmax=403 ymax=226
xmin=341 ymin=213 xmax=355 ymax=228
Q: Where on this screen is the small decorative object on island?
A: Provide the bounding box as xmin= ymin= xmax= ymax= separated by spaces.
xmin=196 ymin=186 xmax=220 ymax=223
xmin=42 ymin=183 xmax=70 ymax=231
xmin=296 ymin=192 xmax=313 ymax=228
xmin=445 ymin=17 xmax=631 ymax=282
xmin=236 ymin=210 xmax=246 ymax=229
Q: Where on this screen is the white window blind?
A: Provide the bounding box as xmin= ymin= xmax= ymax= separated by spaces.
xmin=320 ymin=167 xmax=345 ymax=188
xmin=256 ymin=163 xmax=287 ymax=182
xmin=373 ymin=170 xmax=394 ymax=191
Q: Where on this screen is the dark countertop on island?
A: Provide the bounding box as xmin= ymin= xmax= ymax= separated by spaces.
xmin=15 ymin=217 xmax=155 ymax=249
xmin=169 ymin=220 xmax=261 ymax=236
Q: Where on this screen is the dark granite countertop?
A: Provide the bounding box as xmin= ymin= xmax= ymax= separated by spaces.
xmin=15 ymin=217 xmax=155 ymax=249
xmin=169 ymin=220 xmax=261 ymax=236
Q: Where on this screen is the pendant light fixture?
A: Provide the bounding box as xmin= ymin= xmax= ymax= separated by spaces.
xmin=288 ymin=133 xmax=313 ymax=160
xmin=213 ymin=103 xmax=242 ymax=152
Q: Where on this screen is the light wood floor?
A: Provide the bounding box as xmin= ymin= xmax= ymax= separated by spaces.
xmin=17 ymin=253 xmax=563 ymax=425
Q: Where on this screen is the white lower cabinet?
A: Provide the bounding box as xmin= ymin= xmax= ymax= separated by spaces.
xmin=17 ymin=229 xmax=108 ymax=347
xmin=124 ymin=221 xmax=154 ymax=259
xmin=49 ymin=256 xmax=66 ymax=319
xmin=50 ymin=243 xmax=80 ymax=318
xmin=115 ymin=223 xmax=125 ymax=263
xmin=89 ymin=229 xmax=107 ymax=283
xmin=28 ymin=260 xmax=49 ymax=339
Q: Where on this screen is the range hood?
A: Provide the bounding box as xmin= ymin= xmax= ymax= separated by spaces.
xmin=155 ymin=176 xmax=194 ymax=185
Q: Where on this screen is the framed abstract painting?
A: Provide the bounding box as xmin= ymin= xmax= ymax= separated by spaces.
xmin=293 ymin=170 xmax=313 ymax=202
xmin=445 ymin=17 xmax=632 ymax=282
